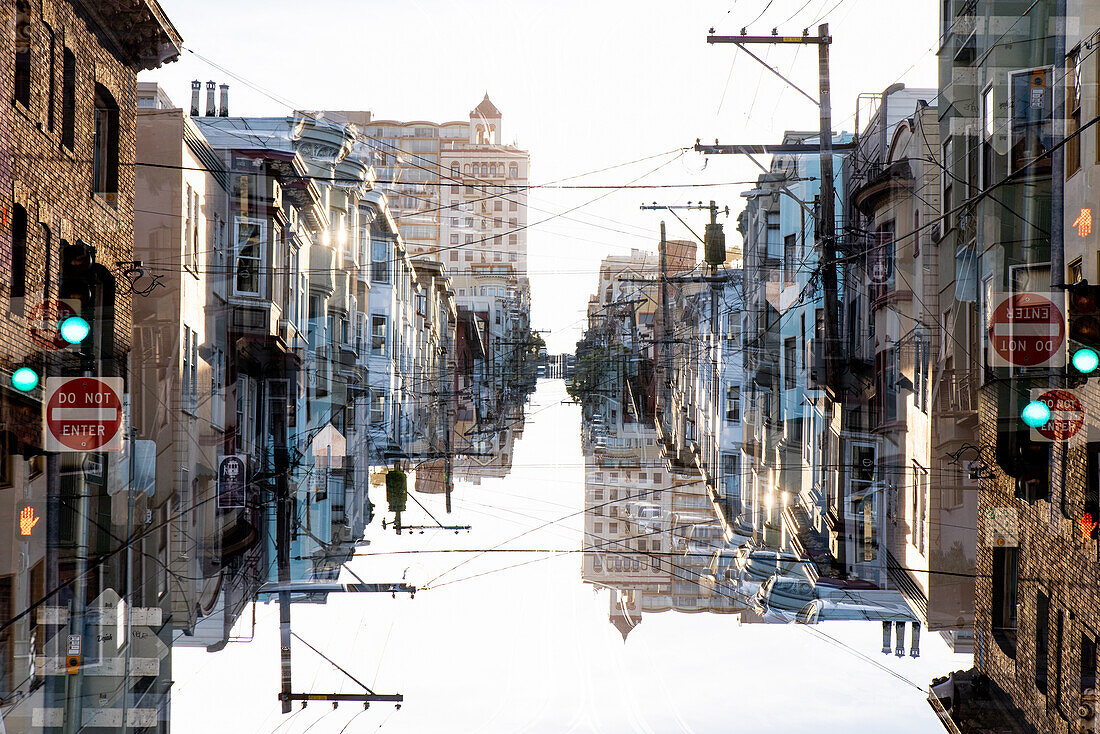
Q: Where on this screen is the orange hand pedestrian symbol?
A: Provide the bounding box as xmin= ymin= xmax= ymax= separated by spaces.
xmin=1073 ymin=208 xmax=1093 ymax=238
xmin=1081 ymin=512 xmax=1098 ymax=540
xmin=19 ymin=506 xmax=38 ymax=536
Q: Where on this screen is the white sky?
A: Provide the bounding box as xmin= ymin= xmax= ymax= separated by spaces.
xmin=172 ymin=381 xmax=970 ymax=733
xmin=145 ymin=0 xmax=939 ymax=354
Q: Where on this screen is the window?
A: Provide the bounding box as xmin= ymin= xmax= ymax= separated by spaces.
xmin=913 ymin=208 xmax=920 ymax=258
xmin=873 ymin=348 xmax=898 ymax=425
xmin=44 ymin=24 xmax=55 ymax=131
xmin=370 ymin=390 xmax=385 ymax=424
xmin=1069 ymin=258 xmax=1084 ymax=285
xmin=870 ymin=220 xmax=895 ymax=295
xmin=509 ymin=164 xmax=518 ymax=178
xmin=61 ymin=49 xmax=74 ymax=150
xmin=765 ymin=211 xmax=781 ymax=259
xmin=450 ymin=234 xmax=459 ymax=245
xmin=981 ymin=85 xmax=994 ymax=186
xmin=371 ymin=315 xmax=387 ymax=355
xmin=210 ymin=347 xmax=225 ymax=429
xmin=784 ymin=337 xmax=797 ymax=390
xmin=783 ymin=234 xmax=797 ymax=283
xmin=14 ymin=2 xmax=31 ymax=108
xmin=371 ymin=238 xmax=390 ymax=282
xmin=1081 ymin=632 xmax=1097 ymax=693
xmin=912 ymin=463 xmax=928 ymax=554
xmin=508 ymin=234 xmax=518 ymax=245
xmin=941 ymin=136 xmax=953 ymax=217
xmin=10 ymin=205 xmax=26 ymax=308
xmin=991 ymin=546 xmax=1019 ymax=655
xmin=92 ymin=85 xmax=119 ymax=199
xmin=182 ymin=326 xmax=198 ymax=414
xmin=509 ymin=252 xmax=517 ymax=262
xmin=1036 ymin=590 xmax=1050 ymax=692
xmin=234 ymin=217 xmax=265 ymax=295
xmin=915 ymin=331 xmax=930 ymax=413
xmin=725 ymin=384 xmax=740 ymax=422
xmin=1067 ymin=48 xmax=1082 ymax=176
xmin=185 ymin=185 xmax=201 ymax=271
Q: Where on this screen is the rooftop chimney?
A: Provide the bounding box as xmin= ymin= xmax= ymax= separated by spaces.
xmin=205 ymin=81 xmax=216 ymax=117
xmin=909 ymin=622 xmax=921 ymax=658
xmin=218 ymin=83 xmax=229 ymax=117
xmin=881 ymin=621 xmax=892 ymax=654
xmin=190 ymin=80 xmax=201 ymax=117
xmin=894 ymin=621 xmax=906 ymax=657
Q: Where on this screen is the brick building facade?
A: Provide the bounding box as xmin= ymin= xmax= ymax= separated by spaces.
xmin=0 ymin=0 xmax=180 ymax=729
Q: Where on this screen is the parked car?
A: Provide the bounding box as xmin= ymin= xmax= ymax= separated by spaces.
xmin=726 ymin=520 xmax=755 ymax=548
xmin=670 ymin=513 xmax=714 ymax=549
xmin=795 ymin=591 xmax=917 ymax=624
xmin=730 ymin=548 xmax=805 ymax=585
xmin=684 ymin=523 xmax=726 ymax=550
xmin=754 ymin=575 xmax=816 ymax=612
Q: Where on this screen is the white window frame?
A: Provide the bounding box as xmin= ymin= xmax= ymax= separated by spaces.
xmin=234 ymin=216 xmax=266 ymax=297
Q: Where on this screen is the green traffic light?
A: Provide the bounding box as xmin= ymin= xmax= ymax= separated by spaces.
xmin=1073 ymin=347 xmax=1100 ymax=374
xmin=11 ymin=367 xmax=39 ymax=392
xmin=59 ymin=316 xmax=90 ymax=344
xmin=1022 ymin=400 xmax=1052 ymax=428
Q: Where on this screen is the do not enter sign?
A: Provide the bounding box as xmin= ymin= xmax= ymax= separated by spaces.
xmin=44 ymin=377 xmax=124 ymax=452
xmin=1030 ymin=388 xmax=1087 ymax=442
xmin=988 ymin=292 xmax=1066 ymax=368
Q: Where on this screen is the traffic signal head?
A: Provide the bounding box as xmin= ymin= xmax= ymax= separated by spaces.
xmin=1068 ymin=281 xmax=1100 ymax=344
xmin=1073 ymin=346 xmax=1100 ymax=374
xmin=11 ymin=367 xmax=39 ymax=392
xmin=1022 ymin=400 xmax=1051 ymax=428
xmin=59 ymin=315 xmax=90 ymax=344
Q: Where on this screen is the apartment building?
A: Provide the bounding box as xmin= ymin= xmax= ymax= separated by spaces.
xmin=0 ymin=0 xmax=181 ymax=729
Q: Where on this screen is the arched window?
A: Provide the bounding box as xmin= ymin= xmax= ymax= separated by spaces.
xmin=509 ymin=164 xmax=518 ymax=178
xmin=93 ymin=84 xmax=119 ymax=199
xmin=11 ymin=205 xmax=27 ymax=306
xmin=463 ymin=164 xmax=471 ymax=174
xmin=451 ymin=163 xmax=459 ymax=177
xmin=14 ymin=2 xmax=31 ymax=108
xmin=61 ymin=49 xmax=75 ymax=149
xmin=489 ymin=163 xmax=497 ymax=176
xmin=480 ymin=164 xmax=488 ymax=176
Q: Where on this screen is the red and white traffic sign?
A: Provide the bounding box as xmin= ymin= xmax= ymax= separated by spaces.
xmin=27 ymin=299 xmax=78 ymax=350
xmin=44 ymin=377 xmax=124 ymax=452
xmin=988 ymin=292 xmax=1066 ymax=368
xmin=1030 ymin=388 xmax=1086 ymax=442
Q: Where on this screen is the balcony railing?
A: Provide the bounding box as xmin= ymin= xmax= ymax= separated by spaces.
xmin=937 ymin=368 xmax=978 ymax=415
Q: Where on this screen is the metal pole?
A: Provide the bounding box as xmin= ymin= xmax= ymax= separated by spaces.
xmin=660 ymin=222 xmax=670 ymax=416
xmin=815 ymin=23 xmax=840 ymax=398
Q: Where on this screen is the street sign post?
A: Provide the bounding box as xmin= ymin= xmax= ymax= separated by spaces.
xmin=988 ymin=292 xmax=1066 ymax=368
xmin=44 ymin=377 xmax=124 ymax=452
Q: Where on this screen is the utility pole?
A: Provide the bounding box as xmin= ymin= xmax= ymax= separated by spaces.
xmin=704 ymin=23 xmax=838 ymax=395
xmin=660 ymin=222 xmax=670 ymax=418
xmin=640 ymin=202 xmax=729 ymax=502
